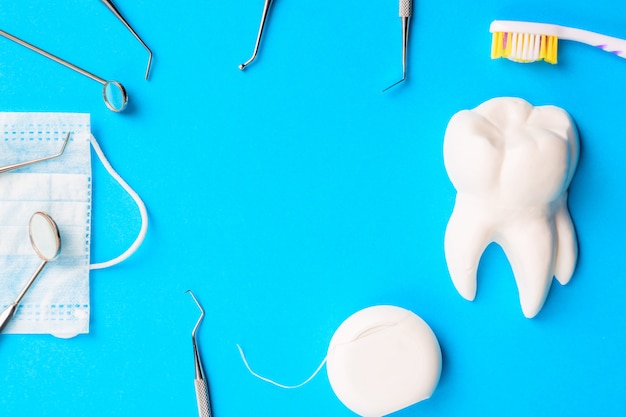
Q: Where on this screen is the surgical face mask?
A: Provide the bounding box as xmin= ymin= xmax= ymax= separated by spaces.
xmin=0 ymin=112 xmax=147 ymax=338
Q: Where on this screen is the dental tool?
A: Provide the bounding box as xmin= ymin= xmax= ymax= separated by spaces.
xmin=100 ymin=0 xmax=153 ymax=80
xmin=0 ymin=29 xmax=128 ymax=112
xmin=187 ymin=290 xmax=213 ymax=417
xmin=383 ymin=0 xmax=412 ymax=92
xmin=0 ymin=212 xmax=62 ymax=333
xmin=239 ymin=0 xmax=273 ymax=70
xmin=0 ymin=132 xmax=69 ymax=174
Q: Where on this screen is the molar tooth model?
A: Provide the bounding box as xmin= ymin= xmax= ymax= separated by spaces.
xmin=443 ymin=97 xmax=579 ymax=318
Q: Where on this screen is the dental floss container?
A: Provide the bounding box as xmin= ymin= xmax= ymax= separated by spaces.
xmin=326 ymin=305 xmax=442 ymax=417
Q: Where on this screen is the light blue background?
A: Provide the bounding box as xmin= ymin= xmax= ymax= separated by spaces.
xmin=1 ymin=0 xmax=626 ymax=416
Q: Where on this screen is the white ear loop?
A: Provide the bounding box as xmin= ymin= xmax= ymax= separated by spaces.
xmin=237 ymin=344 xmax=327 ymax=389
xmin=88 ymin=134 xmax=148 ymax=270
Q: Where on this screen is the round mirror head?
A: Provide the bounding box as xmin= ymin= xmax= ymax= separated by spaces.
xmin=102 ymin=81 xmax=128 ymax=112
xmin=29 ymin=212 xmax=61 ymax=261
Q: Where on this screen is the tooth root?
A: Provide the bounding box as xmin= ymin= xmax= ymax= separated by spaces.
xmin=553 ymin=197 xmax=578 ymax=285
xmin=444 ymin=201 xmax=491 ymax=302
xmin=499 ymin=219 xmax=555 ymax=318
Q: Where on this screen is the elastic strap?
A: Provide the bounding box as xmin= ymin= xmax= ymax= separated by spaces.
xmin=89 ymin=134 xmax=148 ymax=270
xmin=237 ymin=344 xmax=327 ymax=389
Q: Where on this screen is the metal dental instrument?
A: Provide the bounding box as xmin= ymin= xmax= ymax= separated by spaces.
xmin=0 ymin=132 xmax=70 ymax=175
xmin=100 ymin=0 xmax=153 ymax=80
xmin=187 ymin=290 xmax=213 ymax=417
xmin=383 ymin=0 xmax=412 ymax=92
xmin=0 ymin=29 xmax=128 ymax=112
xmin=239 ymin=0 xmax=273 ymax=70
xmin=0 ymin=212 xmax=61 ymax=333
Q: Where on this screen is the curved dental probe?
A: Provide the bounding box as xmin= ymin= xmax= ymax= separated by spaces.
xmin=383 ymin=0 xmax=412 ymax=92
xmin=0 ymin=132 xmax=70 ymax=175
xmin=100 ymin=0 xmax=153 ymax=80
xmin=239 ymin=0 xmax=273 ymax=70
xmin=186 ymin=290 xmax=213 ymax=417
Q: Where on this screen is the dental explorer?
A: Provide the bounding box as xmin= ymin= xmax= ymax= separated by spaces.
xmin=0 ymin=132 xmax=69 ymax=174
xmin=187 ymin=290 xmax=213 ymax=417
xmin=383 ymin=0 xmax=412 ymax=92
xmin=0 ymin=212 xmax=61 ymax=333
xmin=0 ymin=29 xmax=128 ymax=112
xmin=100 ymin=0 xmax=153 ymax=80
xmin=239 ymin=0 xmax=273 ymax=70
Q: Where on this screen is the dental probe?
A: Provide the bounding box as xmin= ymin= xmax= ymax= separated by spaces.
xmin=239 ymin=0 xmax=273 ymax=70
xmin=0 ymin=132 xmax=69 ymax=174
xmin=383 ymin=0 xmax=412 ymax=92
xmin=100 ymin=0 xmax=153 ymax=80
xmin=187 ymin=290 xmax=213 ymax=417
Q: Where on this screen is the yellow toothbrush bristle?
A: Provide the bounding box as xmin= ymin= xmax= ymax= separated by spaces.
xmin=491 ymin=31 xmax=504 ymax=58
xmin=491 ymin=31 xmax=558 ymax=64
xmin=546 ymin=35 xmax=558 ymax=64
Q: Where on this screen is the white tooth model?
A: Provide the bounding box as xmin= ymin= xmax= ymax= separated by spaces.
xmin=443 ymin=97 xmax=579 ymax=318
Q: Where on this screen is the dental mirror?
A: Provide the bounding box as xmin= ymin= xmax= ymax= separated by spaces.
xmin=0 ymin=29 xmax=128 ymax=112
xmin=29 ymin=212 xmax=62 ymax=261
xmin=0 ymin=212 xmax=61 ymax=333
xmin=103 ymin=81 xmax=128 ymax=112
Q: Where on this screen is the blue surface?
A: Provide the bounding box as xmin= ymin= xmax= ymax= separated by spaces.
xmin=1 ymin=0 xmax=626 ymax=416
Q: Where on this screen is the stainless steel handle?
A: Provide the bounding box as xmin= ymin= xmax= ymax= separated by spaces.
xmin=0 ymin=303 xmax=18 ymax=333
xmin=194 ymin=377 xmax=212 ymax=417
xmin=400 ymin=0 xmax=412 ymax=17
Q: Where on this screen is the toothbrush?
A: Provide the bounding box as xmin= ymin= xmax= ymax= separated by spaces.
xmin=490 ymin=20 xmax=626 ymax=64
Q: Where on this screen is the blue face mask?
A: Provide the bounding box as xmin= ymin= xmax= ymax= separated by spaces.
xmin=0 ymin=112 xmax=147 ymax=338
